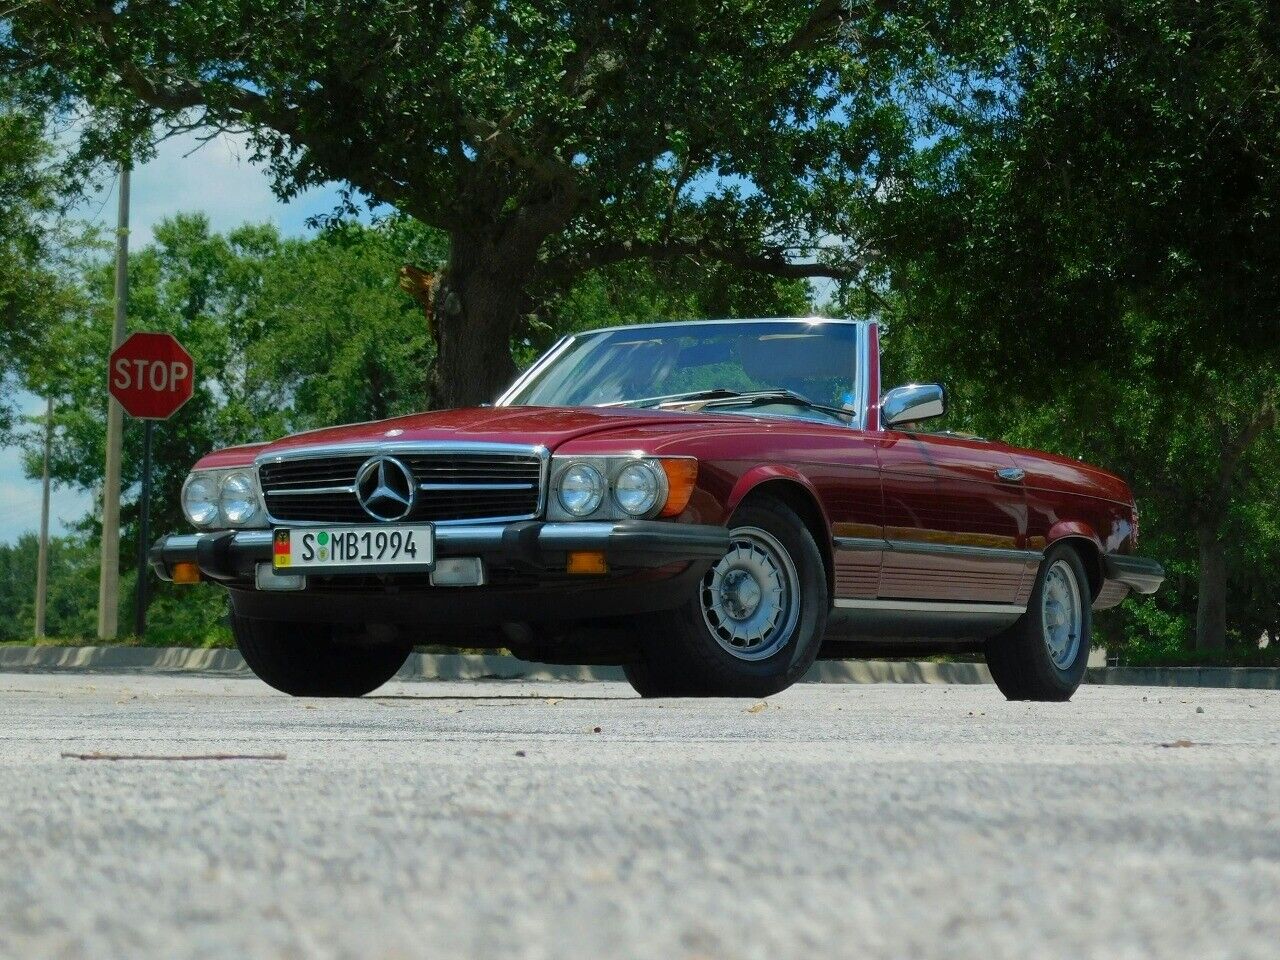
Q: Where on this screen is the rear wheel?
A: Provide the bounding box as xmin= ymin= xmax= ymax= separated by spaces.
xmin=625 ymin=499 xmax=828 ymax=698
xmin=232 ymin=614 xmax=412 ymax=697
xmin=985 ymin=545 xmax=1092 ymax=701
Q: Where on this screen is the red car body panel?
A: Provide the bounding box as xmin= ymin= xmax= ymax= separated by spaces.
xmin=188 ymin=320 xmax=1144 ymax=615
xmin=234 ymin=406 xmax=728 ymax=458
xmin=197 ymin=412 xmax=1138 ymax=573
xmin=196 ymin=442 xmax=271 ymax=469
xmin=1011 ymin=449 xmax=1137 ymax=555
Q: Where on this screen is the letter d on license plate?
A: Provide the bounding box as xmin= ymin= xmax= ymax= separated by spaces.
xmin=273 ymin=525 xmax=434 ymax=573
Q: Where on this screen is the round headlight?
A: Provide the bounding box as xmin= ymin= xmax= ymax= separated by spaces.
xmin=614 ymin=461 xmax=663 ymax=516
xmin=181 ymin=475 xmax=220 ymax=527
xmin=219 ymin=472 xmax=259 ymax=525
xmin=558 ymin=463 xmax=605 ymax=517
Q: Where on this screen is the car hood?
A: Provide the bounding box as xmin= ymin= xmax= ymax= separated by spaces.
xmin=252 ymin=405 xmax=728 ymax=458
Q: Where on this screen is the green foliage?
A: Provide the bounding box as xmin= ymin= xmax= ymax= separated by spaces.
xmin=0 ymin=529 xmax=233 ymax=646
xmin=875 ymin=0 xmax=1280 ymax=654
xmin=0 ymin=81 xmax=87 ymax=438
xmin=4 ymin=214 xmax=442 ymax=642
xmin=4 ymin=0 xmax=911 ymax=403
xmin=4 ymin=0 xmax=900 ymax=270
xmin=245 ymin=219 xmax=444 ymax=431
xmin=0 ymin=534 xmax=98 ymax=641
xmin=140 ymin=585 xmax=232 ymax=648
xmin=28 ymin=213 xmax=442 ymax=535
xmin=522 ymin=259 xmax=813 ymax=363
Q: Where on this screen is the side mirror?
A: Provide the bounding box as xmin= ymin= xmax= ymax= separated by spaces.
xmin=881 ymin=383 xmax=946 ymax=428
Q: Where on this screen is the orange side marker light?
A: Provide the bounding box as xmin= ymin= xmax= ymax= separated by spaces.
xmin=658 ymin=458 xmax=699 ymax=517
xmin=172 ymin=562 xmax=201 ymax=584
xmin=567 ymin=551 xmax=609 ymax=575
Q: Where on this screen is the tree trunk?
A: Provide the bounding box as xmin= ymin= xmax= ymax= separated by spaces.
xmin=427 ymin=234 xmax=530 ymax=409
xmin=1194 ymin=522 xmax=1228 ymax=651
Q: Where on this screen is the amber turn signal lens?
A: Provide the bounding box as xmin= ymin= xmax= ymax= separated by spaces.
xmin=658 ymin=458 xmax=698 ymax=517
xmin=172 ymin=561 xmax=201 ymax=584
xmin=566 ymin=551 xmax=609 ymax=575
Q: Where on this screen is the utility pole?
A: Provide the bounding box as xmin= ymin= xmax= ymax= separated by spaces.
xmin=97 ymin=164 xmax=129 ymax=640
xmin=34 ymin=396 xmax=54 ymax=639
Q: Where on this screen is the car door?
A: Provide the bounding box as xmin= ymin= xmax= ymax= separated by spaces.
xmin=819 ymin=431 xmax=885 ymax=603
xmin=874 ymin=431 xmax=1036 ymax=604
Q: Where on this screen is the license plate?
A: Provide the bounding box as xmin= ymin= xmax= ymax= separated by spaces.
xmin=272 ymin=525 xmax=434 ymax=572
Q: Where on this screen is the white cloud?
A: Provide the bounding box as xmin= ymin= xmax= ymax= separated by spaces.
xmin=79 ymin=129 xmax=348 ymax=248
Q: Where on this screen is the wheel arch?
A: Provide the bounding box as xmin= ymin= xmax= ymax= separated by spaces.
xmin=1046 ymin=533 xmax=1103 ymax=600
xmin=726 ymin=471 xmax=833 ymax=599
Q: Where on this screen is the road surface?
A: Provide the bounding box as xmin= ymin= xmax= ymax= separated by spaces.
xmin=0 ymin=673 xmax=1276 ymax=959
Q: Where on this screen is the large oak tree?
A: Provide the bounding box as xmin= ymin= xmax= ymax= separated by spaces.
xmin=4 ymin=1 xmax=906 ymax=405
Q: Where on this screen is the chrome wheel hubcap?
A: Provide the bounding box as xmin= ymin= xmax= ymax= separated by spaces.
xmin=1041 ymin=559 xmax=1083 ymax=670
xmin=700 ymin=526 xmax=800 ymax=661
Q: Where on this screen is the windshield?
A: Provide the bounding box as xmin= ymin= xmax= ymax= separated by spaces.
xmin=504 ymin=320 xmax=858 ymax=421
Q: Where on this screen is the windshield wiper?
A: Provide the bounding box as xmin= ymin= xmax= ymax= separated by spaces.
xmin=605 ymin=387 xmax=853 ymax=421
xmin=602 ymin=388 xmax=746 ymax=408
xmin=697 ymin=389 xmax=854 ymax=421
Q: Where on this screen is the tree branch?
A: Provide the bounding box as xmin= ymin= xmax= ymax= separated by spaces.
xmin=545 ymin=238 xmax=866 ymax=284
xmin=781 ymin=0 xmax=850 ymax=55
xmin=44 ymin=0 xmax=301 ymax=131
xmin=29 ymin=0 xmax=475 ymax=226
xmin=459 ymin=114 xmax=586 ymax=201
xmin=1216 ymin=388 xmax=1279 ymax=495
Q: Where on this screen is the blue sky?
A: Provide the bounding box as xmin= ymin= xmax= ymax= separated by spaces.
xmin=0 ymin=131 xmax=344 ymax=544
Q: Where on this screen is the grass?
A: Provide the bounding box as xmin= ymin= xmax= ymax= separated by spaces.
xmin=1116 ymin=646 xmax=1280 ymax=669
xmin=1 ymin=633 xmax=234 ymax=649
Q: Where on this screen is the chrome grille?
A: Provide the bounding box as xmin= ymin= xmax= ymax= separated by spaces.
xmin=258 ymin=446 xmax=545 ymax=525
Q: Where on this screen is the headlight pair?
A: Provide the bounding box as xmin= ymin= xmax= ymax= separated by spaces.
xmin=550 ymin=456 xmax=697 ymax=521
xmin=181 ymin=468 xmax=267 ymax=529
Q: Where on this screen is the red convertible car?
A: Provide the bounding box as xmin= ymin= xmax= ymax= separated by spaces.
xmin=152 ymin=318 xmax=1162 ymax=700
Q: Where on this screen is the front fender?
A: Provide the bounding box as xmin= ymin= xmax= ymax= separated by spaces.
xmin=1044 ymin=520 xmax=1104 ymax=553
xmin=724 ymin=464 xmax=831 ymax=528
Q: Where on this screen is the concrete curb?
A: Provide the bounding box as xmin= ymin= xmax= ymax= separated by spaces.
xmin=0 ymin=646 xmax=250 ymax=674
xmin=1085 ymin=665 xmax=1280 ymax=690
xmin=1 ymin=647 xmax=1275 ymax=688
xmin=0 ymin=646 xmax=990 ymax=684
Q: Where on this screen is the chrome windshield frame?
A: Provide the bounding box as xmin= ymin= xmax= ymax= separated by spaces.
xmin=495 ymin=318 xmax=869 ymax=429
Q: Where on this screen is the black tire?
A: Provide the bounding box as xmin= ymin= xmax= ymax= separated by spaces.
xmin=622 ymin=658 xmax=697 ymax=697
xmin=231 ymin=614 xmax=413 ymax=697
xmin=626 ymin=498 xmax=829 ymax=698
xmin=985 ymin=544 xmax=1092 ymax=701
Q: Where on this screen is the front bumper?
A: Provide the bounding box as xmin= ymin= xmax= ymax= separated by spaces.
xmin=149 ymin=520 xmax=729 ymax=625
xmin=150 ymin=520 xmax=729 ymax=583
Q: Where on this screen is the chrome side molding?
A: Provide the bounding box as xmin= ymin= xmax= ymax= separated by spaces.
xmin=834 ymin=598 xmax=1027 ymax=615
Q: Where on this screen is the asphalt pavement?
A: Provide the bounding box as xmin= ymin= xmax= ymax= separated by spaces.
xmin=0 ymin=673 xmax=1277 ymax=960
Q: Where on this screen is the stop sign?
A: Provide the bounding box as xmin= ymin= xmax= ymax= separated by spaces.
xmin=108 ymin=332 xmax=195 ymax=420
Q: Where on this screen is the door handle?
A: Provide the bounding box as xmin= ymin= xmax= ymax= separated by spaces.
xmin=996 ymin=467 xmax=1025 ymax=482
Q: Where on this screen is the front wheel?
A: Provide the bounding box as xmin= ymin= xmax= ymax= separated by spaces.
xmin=232 ymin=615 xmax=412 ymax=697
xmin=626 ymin=499 xmax=829 ymax=698
xmin=985 ymin=545 xmax=1092 ymax=701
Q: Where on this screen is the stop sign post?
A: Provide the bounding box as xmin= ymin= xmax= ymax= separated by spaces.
xmin=107 ymin=332 xmax=195 ymax=638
